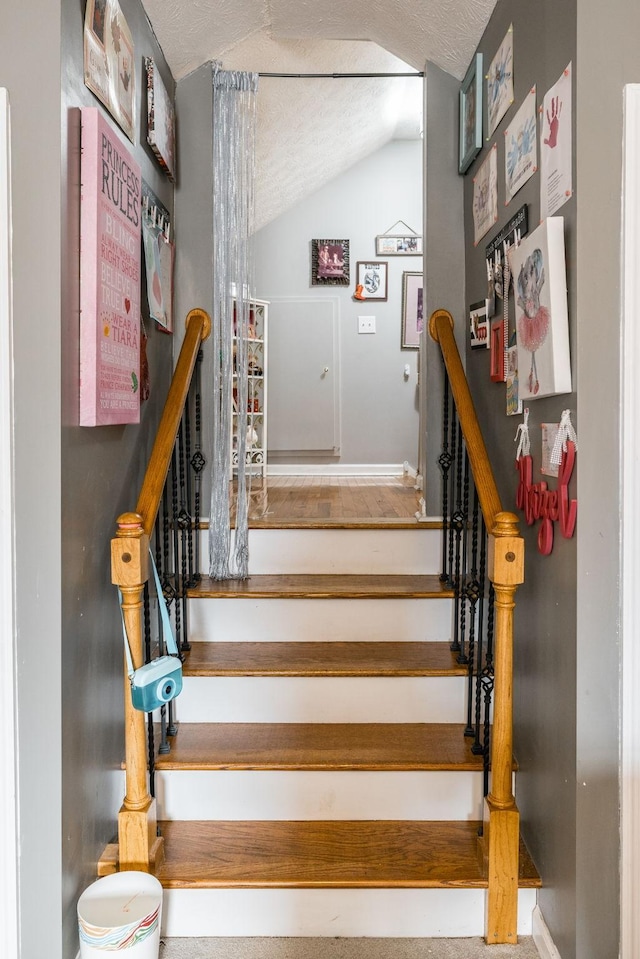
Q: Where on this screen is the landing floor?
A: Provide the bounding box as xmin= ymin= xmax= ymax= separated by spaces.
xmin=230 ymin=474 xmax=426 ymax=526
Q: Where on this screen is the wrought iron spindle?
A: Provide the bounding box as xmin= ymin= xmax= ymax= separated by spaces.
xmin=190 ymin=349 xmax=205 ymax=582
xmin=450 ymin=422 xmax=465 ymax=653
xmin=170 ymin=447 xmax=182 ymax=654
xmin=177 ymin=422 xmax=191 ymax=653
xmin=446 ymin=406 xmax=458 ymax=589
xmin=438 ymin=375 xmax=452 ymax=583
xmin=464 ymin=491 xmax=481 ymax=737
xmin=183 ymin=393 xmax=195 ymax=589
xmin=457 ymin=450 xmax=471 ymax=665
xmin=472 ymin=515 xmax=488 ymax=755
xmin=481 ymin=583 xmax=496 ymax=798
xmin=142 ymin=582 xmax=156 ymax=797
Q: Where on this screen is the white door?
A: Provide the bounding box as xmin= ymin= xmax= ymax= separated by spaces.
xmin=267 ymin=296 xmax=340 ymax=453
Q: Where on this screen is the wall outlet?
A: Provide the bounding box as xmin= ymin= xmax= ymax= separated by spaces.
xmin=358 ymin=316 xmax=376 ymax=334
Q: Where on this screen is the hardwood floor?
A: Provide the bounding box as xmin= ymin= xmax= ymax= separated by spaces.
xmin=230 ymin=474 xmax=426 ymax=527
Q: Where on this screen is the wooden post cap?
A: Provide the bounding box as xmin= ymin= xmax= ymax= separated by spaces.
xmin=115 ymin=512 xmax=145 ymax=537
xmin=186 ymin=308 xmax=212 ymax=341
xmin=491 ymin=511 xmax=521 ymax=538
xmin=428 ymin=309 xmax=454 ymax=343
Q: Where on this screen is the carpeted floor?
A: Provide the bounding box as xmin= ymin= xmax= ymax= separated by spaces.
xmin=159 ymin=938 xmax=541 ymax=958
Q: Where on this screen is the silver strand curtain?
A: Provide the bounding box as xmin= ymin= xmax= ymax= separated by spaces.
xmin=209 ymin=67 xmax=258 ymax=580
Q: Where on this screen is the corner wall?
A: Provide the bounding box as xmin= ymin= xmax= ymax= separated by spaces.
xmin=0 ymin=4 xmax=62 ymax=957
xmin=460 ymin=2 xmax=579 ymax=956
xmin=60 ymin=0 xmax=176 ymax=955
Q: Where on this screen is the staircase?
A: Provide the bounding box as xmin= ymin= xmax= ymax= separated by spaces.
xmin=152 ymin=523 xmax=540 ymax=938
xmin=106 ymin=307 xmax=539 ymax=944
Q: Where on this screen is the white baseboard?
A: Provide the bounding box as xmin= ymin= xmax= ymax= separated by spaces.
xmin=267 ymin=463 xmax=410 ymax=477
xmin=533 ymin=905 xmax=562 ymax=959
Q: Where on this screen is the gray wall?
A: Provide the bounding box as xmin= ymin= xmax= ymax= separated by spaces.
xmin=60 ymin=2 xmax=175 ymax=956
xmin=422 ymin=62 xmax=466 ymax=513
xmin=574 ymin=3 xmax=640 ymax=958
xmin=254 ymin=139 xmax=423 ymax=468
xmin=459 ymin=2 xmax=584 ymax=957
xmin=0 ymin=4 xmax=62 ymax=957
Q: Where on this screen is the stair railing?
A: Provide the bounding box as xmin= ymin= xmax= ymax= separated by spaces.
xmin=429 ymin=308 xmax=524 ymax=945
xmin=109 ymin=308 xmax=211 ymax=875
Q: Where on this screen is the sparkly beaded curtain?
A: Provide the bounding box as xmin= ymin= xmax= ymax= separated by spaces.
xmin=209 ymin=67 xmax=258 ymax=580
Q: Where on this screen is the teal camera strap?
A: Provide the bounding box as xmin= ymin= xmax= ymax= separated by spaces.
xmin=119 ymin=548 xmax=179 ymax=680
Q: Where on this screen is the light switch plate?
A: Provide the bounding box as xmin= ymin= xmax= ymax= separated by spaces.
xmin=358 ymin=316 xmax=376 ymax=334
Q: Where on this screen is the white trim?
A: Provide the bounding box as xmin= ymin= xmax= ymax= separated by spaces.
xmin=532 ymin=905 xmax=562 ymax=959
xmin=0 ymin=88 xmax=19 ymax=959
xmin=620 ymin=83 xmax=640 ymax=959
xmin=267 ymin=463 xmax=410 ymax=476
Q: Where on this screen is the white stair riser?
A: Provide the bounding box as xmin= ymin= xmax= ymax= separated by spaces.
xmin=188 ymin=597 xmax=453 ymax=643
xmin=156 ymin=770 xmax=484 ymax=822
xmin=204 ymin=528 xmax=442 ymax=575
xmin=176 ymin=676 xmax=467 ymax=723
xmin=162 ymin=888 xmax=537 ymax=938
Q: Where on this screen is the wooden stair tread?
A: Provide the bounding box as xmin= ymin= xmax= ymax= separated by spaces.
xmin=156 ymin=819 xmax=541 ymax=889
xmin=155 ymin=723 xmax=484 ymax=771
xmin=188 ymin=574 xmax=453 ymax=600
xmin=183 ymin=641 xmax=466 ymax=677
xmin=245 ymin=519 xmax=442 ymax=530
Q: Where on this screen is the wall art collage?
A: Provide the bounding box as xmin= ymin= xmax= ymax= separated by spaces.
xmin=81 ymin=2 xmax=176 ymax=425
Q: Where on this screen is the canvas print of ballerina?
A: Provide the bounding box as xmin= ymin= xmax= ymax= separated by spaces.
xmin=509 ymin=217 xmax=572 ymax=400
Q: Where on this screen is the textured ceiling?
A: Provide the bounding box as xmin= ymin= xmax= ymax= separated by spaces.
xmin=142 ymin=0 xmax=497 ymax=228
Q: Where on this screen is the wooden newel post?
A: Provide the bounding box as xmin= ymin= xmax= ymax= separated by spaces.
xmin=482 ymin=510 xmax=524 ymax=944
xmin=111 ymin=512 xmax=164 ymax=873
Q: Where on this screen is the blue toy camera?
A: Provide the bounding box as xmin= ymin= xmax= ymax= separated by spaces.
xmin=129 ymin=654 xmax=183 ymax=712
xmin=118 ymin=549 xmax=183 ymax=713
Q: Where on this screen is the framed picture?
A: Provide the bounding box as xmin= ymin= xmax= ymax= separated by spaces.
xmin=508 ymin=216 xmax=571 ymax=400
xmin=355 ymin=261 xmax=388 ymax=300
xmin=145 ymin=58 xmax=175 ymax=180
xmin=469 ymin=299 xmax=489 ymax=350
xmin=375 ymin=234 xmax=422 ymax=256
xmin=459 ymin=53 xmax=483 ymax=173
xmin=401 ymin=272 xmax=423 ymax=350
xmin=83 ymin=0 xmax=135 ymax=143
xmin=473 ymin=144 xmax=498 ymax=245
xmin=312 ymin=239 xmax=350 ymax=285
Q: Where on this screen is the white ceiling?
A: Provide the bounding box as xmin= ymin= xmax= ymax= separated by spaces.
xmin=142 ymin=0 xmax=497 ymax=228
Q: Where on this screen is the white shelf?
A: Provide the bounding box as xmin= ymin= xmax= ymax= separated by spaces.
xmin=231 ymin=297 xmax=268 ymax=480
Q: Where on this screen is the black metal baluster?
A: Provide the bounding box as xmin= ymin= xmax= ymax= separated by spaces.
xmin=464 ymin=491 xmax=480 ymax=738
xmin=168 ymin=448 xmax=180 ymax=736
xmin=438 ymin=376 xmax=452 ymax=583
xmin=481 ymin=583 xmax=496 ymax=798
xmin=450 ymin=422 xmax=464 ymax=653
xmin=143 ymin=581 xmax=156 ymax=797
xmin=190 ymin=349 xmax=205 ymax=581
xmin=472 ymin=515 xmax=488 ymax=755
xmin=183 ymin=393 xmax=195 ymax=590
xmin=446 ymin=407 xmax=458 ymax=589
xmin=457 ymin=449 xmax=470 ymax=665
xmin=177 ymin=422 xmax=191 ymax=654
xmin=158 ymin=490 xmax=172 ymax=755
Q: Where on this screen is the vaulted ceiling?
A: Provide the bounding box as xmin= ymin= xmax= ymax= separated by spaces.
xmin=142 ymin=0 xmax=497 ymax=227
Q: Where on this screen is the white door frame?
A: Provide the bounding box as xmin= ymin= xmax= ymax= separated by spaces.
xmin=0 ymin=87 xmax=19 ymax=958
xmin=620 ymin=82 xmax=640 ymax=959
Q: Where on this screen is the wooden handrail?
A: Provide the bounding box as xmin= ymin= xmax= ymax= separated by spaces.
xmin=430 ymin=308 xmax=524 ymax=944
xmin=429 ymin=308 xmax=502 ymax=533
xmin=136 ymin=308 xmax=211 ymax=536
xmin=105 ymin=308 xmax=211 ymax=877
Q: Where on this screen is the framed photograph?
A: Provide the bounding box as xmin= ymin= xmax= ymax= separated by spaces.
xmin=401 ymin=272 xmax=424 ymax=350
xmin=509 ymin=216 xmax=571 ymax=400
xmin=312 ymin=239 xmax=350 ymax=285
xmin=459 ymin=53 xmax=483 ymax=173
xmin=145 ymin=58 xmax=175 ymax=180
xmin=83 ymin=0 xmax=135 ymax=143
xmin=355 ymin=261 xmax=388 ymax=300
xmin=469 ymin=299 xmax=489 ymax=350
xmin=375 ymin=234 xmax=422 ymax=256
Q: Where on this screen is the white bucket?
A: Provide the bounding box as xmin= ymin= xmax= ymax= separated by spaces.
xmin=77 ymin=872 xmax=162 ymax=957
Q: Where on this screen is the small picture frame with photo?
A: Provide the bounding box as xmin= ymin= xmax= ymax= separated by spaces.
xmin=355 ymin=261 xmax=388 ymax=300
xmin=459 ymin=53 xmax=483 ymax=173
xmin=312 ymin=239 xmax=350 ymax=285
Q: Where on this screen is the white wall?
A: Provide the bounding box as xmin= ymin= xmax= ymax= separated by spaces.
xmin=254 ymin=139 xmax=423 ymax=468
